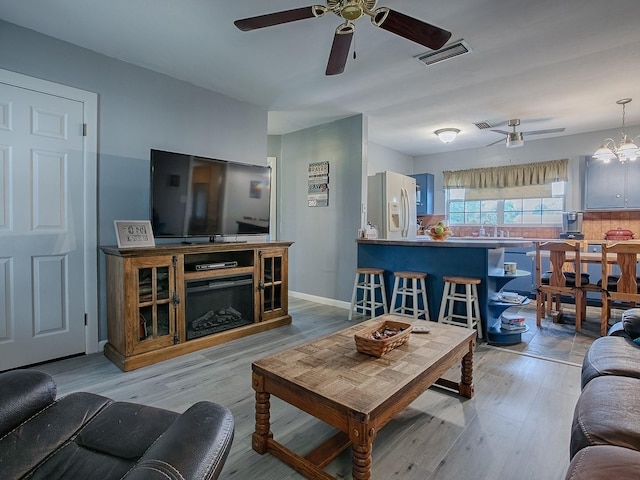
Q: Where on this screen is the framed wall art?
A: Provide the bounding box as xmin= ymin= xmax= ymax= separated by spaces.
xmin=308 ymin=161 xmax=329 ymax=207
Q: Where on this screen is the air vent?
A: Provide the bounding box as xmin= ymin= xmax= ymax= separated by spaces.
xmin=415 ymin=40 xmax=472 ymax=66
xmin=474 ymin=121 xmax=493 ymax=130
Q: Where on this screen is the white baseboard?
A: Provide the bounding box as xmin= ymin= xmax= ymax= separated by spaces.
xmin=98 ymin=340 xmax=107 ymax=352
xmin=289 ymin=291 xmax=350 ymax=310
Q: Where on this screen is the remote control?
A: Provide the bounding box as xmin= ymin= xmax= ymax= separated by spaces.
xmin=412 ymin=325 xmax=431 ymax=333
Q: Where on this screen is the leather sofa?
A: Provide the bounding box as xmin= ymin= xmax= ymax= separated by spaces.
xmin=0 ymin=369 xmax=234 ymax=479
xmin=565 ymin=309 xmax=640 ymax=479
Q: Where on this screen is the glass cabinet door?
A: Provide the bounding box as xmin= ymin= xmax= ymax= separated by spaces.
xmin=259 ymin=249 xmax=286 ymax=321
xmin=133 ymin=256 xmax=177 ymax=353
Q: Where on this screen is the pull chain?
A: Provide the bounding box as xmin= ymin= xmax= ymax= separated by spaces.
xmin=353 ymin=33 xmax=357 ymax=60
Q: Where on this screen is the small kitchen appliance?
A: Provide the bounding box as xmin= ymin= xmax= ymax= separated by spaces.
xmin=560 ymin=211 xmax=584 ymax=239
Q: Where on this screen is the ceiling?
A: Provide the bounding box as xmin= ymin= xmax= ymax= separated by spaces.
xmin=2 ymin=0 xmax=640 ymax=156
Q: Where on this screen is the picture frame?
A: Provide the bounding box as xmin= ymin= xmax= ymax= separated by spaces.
xmin=114 ymin=220 xmax=156 ymax=248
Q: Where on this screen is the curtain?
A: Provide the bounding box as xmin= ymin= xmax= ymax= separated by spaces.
xmin=443 ymin=158 xmax=568 ymax=189
xmin=463 ymin=184 xmax=553 ymax=200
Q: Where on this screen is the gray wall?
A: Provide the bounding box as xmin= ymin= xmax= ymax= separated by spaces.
xmin=0 ymin=20 xmax=268 ymax=340
xmin=272 ymin=115 xmax=366 ymax=303
xmin=368 ymin=141 xmax=413 ymax=176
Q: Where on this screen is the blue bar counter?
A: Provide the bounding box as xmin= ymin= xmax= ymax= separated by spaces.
xmin=357 ymin=237 xmax=535 ymax=344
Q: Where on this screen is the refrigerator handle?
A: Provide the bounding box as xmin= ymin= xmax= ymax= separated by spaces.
xmin=405 ymin=187 xmax=410 ymax=237
xmin=401 ymin=187 xmax=408 ymax=237
xmin=400 ymin=188 xmax=404 ymax=237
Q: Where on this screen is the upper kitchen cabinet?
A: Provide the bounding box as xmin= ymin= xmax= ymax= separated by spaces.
xmin=584 ymin=157 xmax=640 ymax=210
xmin=410 ymin=173 xmax=434 ymax=215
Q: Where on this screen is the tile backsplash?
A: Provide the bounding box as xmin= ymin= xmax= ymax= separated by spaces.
xmin=582 ymin=211 xmax=640 ymax=240
xmin=418 ymin=211 xmax=640 ymax=241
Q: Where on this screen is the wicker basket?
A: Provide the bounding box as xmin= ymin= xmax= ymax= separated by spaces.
xmin=354 ymin=320 xmax=412 ymax=357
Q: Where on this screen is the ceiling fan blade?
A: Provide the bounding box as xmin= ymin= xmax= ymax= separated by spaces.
xmin=234 ymin=6 xmax=324 ymax=31
xmin=490 ymin=129 xmax=510 ymax=136
xmin=372 ymin=8 xmax=451 ymax=50
xmin=523 ymin=128 xmax=566 ymax=136
xmin=326 ymin=26 xmax=353 ymax=76
xmin=486 ymin=138 xmax=505 ymax=147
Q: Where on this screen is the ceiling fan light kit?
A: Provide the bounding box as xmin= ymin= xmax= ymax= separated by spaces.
xmin=435 ymin=128 xmax=460 ymax=144
xmin=506 ymin=131 xmax=524 ymax=148
xmin=593 ymin=98 xmax=640 ymax=163
xmin=234 ymin=1 xmax=452 ymax=75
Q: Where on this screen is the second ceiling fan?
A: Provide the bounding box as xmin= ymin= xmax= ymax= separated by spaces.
xmin=488 ymin=119 xmax=566 ymax=148
xmin=234 ymin=0 xmax=452 ymax=75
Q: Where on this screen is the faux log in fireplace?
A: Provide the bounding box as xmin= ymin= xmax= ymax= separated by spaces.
xmin=185 ymin=273 xmax=254 ymax=340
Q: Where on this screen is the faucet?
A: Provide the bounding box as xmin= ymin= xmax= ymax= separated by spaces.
xmin=483 ymin=220 xmax=497 ymax=237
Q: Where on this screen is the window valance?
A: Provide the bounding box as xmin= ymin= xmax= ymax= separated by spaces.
xmin=442 ymin=158 xmax=568 ymax=189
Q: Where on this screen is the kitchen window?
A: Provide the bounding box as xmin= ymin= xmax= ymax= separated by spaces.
xmin=447 ymin=182 xmax=565 ymax=226
xmin=443 ymin=159 xmax=568 ymax=227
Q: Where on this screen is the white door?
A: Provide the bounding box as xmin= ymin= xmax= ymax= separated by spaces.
xmin=0 ymin=77 xmax=96 ymax=370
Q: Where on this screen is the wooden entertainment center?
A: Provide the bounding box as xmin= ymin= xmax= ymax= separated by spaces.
xmin=101 ymin=241 xmax=292 ymax=371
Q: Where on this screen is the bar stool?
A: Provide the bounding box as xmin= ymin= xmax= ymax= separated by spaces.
xmin=437 ymin=276 xmax=483 ymax=339
xmin=348 ymin=268 xmax=388 ymax=321
xmin=389 ymin=271 xmax=430 ymax=320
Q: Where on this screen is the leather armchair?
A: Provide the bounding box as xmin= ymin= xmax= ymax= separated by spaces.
xmin=0 ymin=370 xmax=234 ymax=479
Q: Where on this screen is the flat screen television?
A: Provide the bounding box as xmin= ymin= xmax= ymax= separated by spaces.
xmin=150 ymin=149 xmax=271 ymax=238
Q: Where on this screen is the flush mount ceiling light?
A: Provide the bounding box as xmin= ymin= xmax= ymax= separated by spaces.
xmin=435 ymin=128 xmax=460 ymax=144
xmin=593 ymin=98 xmax=640 ymax=163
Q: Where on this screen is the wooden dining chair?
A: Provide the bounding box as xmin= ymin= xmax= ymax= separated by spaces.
xmin=538 ymin=239 xmax=587 ymax=318
xmin=535 ymin=241 xmax=587 ymax=331
xmin=601 ymin=242 xmax=640 ymax=336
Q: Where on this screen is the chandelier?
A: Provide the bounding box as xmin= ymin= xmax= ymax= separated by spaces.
xmin=593 ymin=98 xmax=640 ymax=163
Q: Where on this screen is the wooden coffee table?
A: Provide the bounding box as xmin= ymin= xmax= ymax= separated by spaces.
xmin=251 ymin=314 xmax=477 ymax=480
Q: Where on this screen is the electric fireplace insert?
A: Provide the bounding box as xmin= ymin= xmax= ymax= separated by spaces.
xmin=185 ymin=273 xmax=254 ymax=340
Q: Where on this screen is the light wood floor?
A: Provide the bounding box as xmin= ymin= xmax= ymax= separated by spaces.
xmin=31 ymin=298 xmax=585 ymax=480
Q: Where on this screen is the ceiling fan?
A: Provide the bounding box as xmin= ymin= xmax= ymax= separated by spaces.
xmin=487 ymin=119 xmax=566 ymax=148
xmin=234 ymin=0 xmax=452 ymax=75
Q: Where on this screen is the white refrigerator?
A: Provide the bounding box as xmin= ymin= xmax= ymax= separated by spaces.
xmin=367 ymin=171 xmax=417 ymax=240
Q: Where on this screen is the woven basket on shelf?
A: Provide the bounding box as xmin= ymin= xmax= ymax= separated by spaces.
xmin=354 ymin=319 xmax=412 ymax=357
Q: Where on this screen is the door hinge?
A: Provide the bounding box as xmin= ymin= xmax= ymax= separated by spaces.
xmin=84 ymin=313 xmax=88 ymax=326
xmin=82 ymin=123 xmax=87 ymax=136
